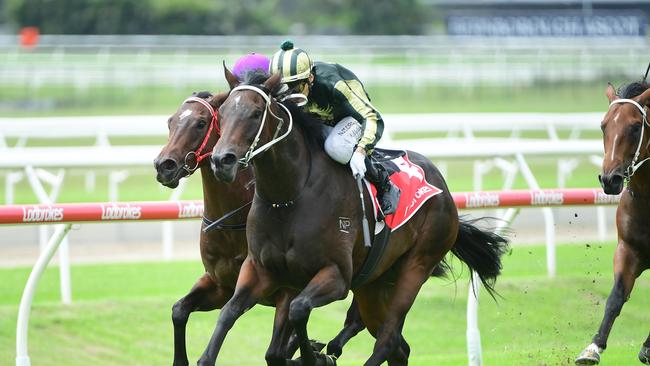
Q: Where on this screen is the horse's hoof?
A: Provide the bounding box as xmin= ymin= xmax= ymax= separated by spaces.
xmin=310 ymin=339 xmax=326 ymax=353
xmin=575 ymin=344 xmax=601 ymax=365
xmin=315 ymin=353 xmax=337 ymax=366
xmin=639 ymin=346 xmax=650 ymax=364
xmin=326 ymin=341 xmax=343 ymax=358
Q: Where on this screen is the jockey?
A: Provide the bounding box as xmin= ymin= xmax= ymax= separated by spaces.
xmin=232 ymin=53 xmax=271 ymax=80
xmin=269 ymin=40 xmax=400 ymax=216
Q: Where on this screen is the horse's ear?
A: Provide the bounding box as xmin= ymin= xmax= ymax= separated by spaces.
xmin=223 ymin=61 xmax=239 ymax=89
xmin=264 ymin=73 xmax=282 ymax=93
xmin=634 ymin=87 xmax=650 ymax=108
xmin=606 ymin=83 xmax=618 ymax=103
xmin=209 ymin=91 xmax=229 ymax=109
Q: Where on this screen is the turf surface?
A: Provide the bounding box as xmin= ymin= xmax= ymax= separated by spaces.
xmin=1 ymin=242 xmax=649 ymax=365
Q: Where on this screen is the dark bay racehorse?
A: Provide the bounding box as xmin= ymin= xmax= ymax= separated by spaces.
xmin=576 ymin=82 xmax=650 ymax=365
xmin=203 ymin=70 xmax=509 ymax=366
xmin=154 ymin=91 xmax=367 ymax=365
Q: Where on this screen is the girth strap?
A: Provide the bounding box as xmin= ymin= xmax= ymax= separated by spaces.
xmin=202 ymin=201 xmax=252 ymax=233
xmin=350 ymin=224 xmax=392 ymax=289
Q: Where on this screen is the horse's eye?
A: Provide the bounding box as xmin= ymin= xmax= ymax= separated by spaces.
xmin=600 ymin=124 xmax=606 ymax=132
xmin=252 ymin=110 xmax=263 ymax=119
xmin=196 ymin=120 xmax=207 ymax=129
xmin=629 ymin=123 xmax=642 ymax=136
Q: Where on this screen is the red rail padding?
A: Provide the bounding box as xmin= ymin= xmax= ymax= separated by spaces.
xmin=0 ymin=189 xmax=621 ymax=225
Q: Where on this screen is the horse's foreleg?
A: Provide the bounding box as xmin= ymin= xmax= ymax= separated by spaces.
xmin=172 ymin=273 xmax=230 ymax=366
xmin=197 ymin=258 xmax=274 ymax=366
xmin=326 ymin=296 xmax=366 ymax=358
xmin=576 ymin=242 xmax=642 ymax=365
xmin=265 ymin=290 xmax=296 ymax=366
xmin=289 ymin=264 xmax=348 ymax=366
xmin=639 ymin=333 xmax=650 ymax=364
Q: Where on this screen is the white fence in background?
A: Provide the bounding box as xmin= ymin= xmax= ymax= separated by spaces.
xmin=0 ymin=35 xmax=647 ymax=87
xmin=0 ymin=112 xmax=608 ymax=271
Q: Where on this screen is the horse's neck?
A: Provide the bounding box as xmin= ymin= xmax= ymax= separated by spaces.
xmin=253 ymin=121 xmax=311 ymax=204
xmin=199 ymin=163 xmax=251 ymax=218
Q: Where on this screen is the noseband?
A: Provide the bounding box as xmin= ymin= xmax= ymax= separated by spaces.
xmin=181 ymin=96 xmax=221 ymax=173
xmin=609 ymin=98 xmax=650 ymax=182
xmin=229 ymin=85 xmax=293 ymax=167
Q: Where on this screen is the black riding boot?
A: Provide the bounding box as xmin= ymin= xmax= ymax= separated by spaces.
xmin=364 ymin=157 xmax=401 ymax=216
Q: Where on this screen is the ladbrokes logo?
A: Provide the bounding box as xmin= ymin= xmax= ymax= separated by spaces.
xmin=531 ymin=191 xmax=564 ymax=205
xmin=22 ymin=206 xmax=64 ymax=222
xmin=466 ymin=193 xmax=500 ymax=208
xmin=594 ymin=191 xmax=621 ymax=204
xmin=100 ymin=203 xmax=141 ymax=220
xmin=178 ymin=202 xmax=203 ymax=218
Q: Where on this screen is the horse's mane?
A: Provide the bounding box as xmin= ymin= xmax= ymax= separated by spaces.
xmin=238 ymin=70 xmax=326 ymax=150
xmin=282 ymin=102 xmax=327 ymax=150
xmin=617 ymin=80 xmax=650 ymax=99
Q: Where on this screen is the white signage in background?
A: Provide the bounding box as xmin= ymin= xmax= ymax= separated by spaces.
xmin=447 ymin=14 xmax=645 ymax=37
xmin=465 ymin=192 xmax=500 ymax=208
xmin=531 ymin=191 xmax=564 ymax=206
xmin=594 ymin=191 xmax=621 ymax=204
xmin=177 ymin=201 xmax=203 ymax=218
xmin=100 ymin=203 xmax=142 ymax=220
xmin=22 ymin=206 xmax=64 ymax=222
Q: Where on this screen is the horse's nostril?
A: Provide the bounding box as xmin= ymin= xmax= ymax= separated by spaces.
xmin=220 ymin=153 xmax=237 ymax=167
xmin=610 ymin=174 xmax=623 ymax=187
xmin=158 ymin=159 xmax=178 ymax=172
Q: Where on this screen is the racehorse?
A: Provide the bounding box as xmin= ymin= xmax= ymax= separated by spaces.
xmin=204 ymin=69 xmax=509 ymax=366
xmin=154 ymin=91 xmax=368 ymax=365
xmin=575 ymin=82 xmax=650 ymax=365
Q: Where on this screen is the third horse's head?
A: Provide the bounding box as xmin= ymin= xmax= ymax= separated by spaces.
xmin=600 ymin=83 xmax=650 ymax=194
xmin=211 ymin=66 xmax=283 ymax=183
xmin=154 ymin=92 xmax=227 ymax=188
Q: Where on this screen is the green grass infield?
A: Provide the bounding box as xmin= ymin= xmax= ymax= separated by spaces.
xmin=1 ymin=242 xmax=648 ymax=365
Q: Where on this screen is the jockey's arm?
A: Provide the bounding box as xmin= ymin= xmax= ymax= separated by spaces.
xmin=333 ymin=80 xmax=384 ymax=154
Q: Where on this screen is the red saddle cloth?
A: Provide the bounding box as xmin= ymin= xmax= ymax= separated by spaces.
xmin=366 ymin=152 xmax=443 ymax=230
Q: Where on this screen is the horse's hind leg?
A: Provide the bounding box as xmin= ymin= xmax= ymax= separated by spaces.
xmin=639 ymin=333 xmax=650 ymax=364
xmin=172 ymin=273 xmax=231 ymax=366
xmin=362 ymin=252 xmax=442 ymax=366
xmin=325 ymin=296 xmax=366 ymax=358
xmin=354 ymin=281 xmax=410 ymax=366
xmin=576 ymin=242 xmax=643 ymax=365
xmin=386 ymin=335 xmax=410 ymax=366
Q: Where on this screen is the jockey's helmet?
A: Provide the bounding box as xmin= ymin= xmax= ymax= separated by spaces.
xmin=232 ymin=53 xmax=271 ymax=80
xmin=269 ymin=40 xmax=313 ymax=83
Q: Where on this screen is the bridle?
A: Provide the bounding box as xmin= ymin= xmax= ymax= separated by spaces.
xmin=609 ymin=98 xmax=650 ymax=182
xmin=180 ymin=96 xmax=221 ymax=173
xmin=229 ymin=85 xmax=293 ymax=167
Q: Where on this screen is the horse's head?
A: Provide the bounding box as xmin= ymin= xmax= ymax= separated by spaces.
xmin=211 ymin=65 xmax=283 ymax=183
xmin=154 ymin=91 xmax=228 ymax=188
xmin=600 ymin=83 xmax=650 ymax=194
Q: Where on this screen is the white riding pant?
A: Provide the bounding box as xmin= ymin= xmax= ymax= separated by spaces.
xmin=324 ymin=116 xmax=363 ymax=164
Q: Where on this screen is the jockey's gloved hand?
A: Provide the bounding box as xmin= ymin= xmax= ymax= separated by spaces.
xmin=350 ymin=147 xmax=367 ymax=178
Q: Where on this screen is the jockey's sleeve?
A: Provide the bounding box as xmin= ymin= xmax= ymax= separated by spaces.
xmin=333 ymin=79 xmax=384 ymax=152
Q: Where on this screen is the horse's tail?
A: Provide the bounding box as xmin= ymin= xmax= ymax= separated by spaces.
xmin=450 ymin=217 xmax=510 ymax=299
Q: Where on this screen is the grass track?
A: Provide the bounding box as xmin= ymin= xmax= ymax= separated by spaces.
xmin=1 ymin=242 xmax=649 ymax=365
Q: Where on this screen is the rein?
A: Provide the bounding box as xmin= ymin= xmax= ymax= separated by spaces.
xmin=181 ymin=96 xmax=221 ymax=173
xmin=230 ymin=85 xmax=294 ymax=167
xmin=609 ymin=98 xmax=650 ymax=183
